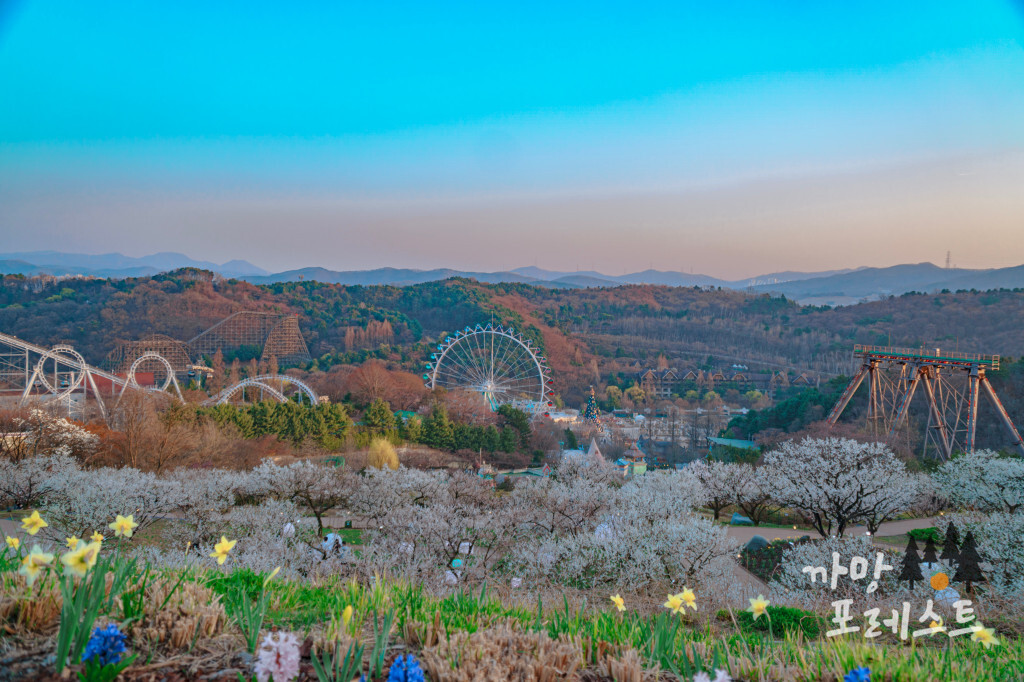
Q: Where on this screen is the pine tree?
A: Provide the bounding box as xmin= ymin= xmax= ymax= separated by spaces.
xmin=953 ymin=531 xmax=986 ymax=594
xmin=499 ymin=426 xmax=518 ymax=453
xmin=422 ymin=404 xmax=454 ymax=450
xmin=898 ymin=536 xmax=924 ymax=589
xmin=939 ymin=521 xmax=961 ymax=565
xmin=364 ymin=399 xmax=397 ymax=436
xmin=921 ymin=536 xmax=939 ymax=565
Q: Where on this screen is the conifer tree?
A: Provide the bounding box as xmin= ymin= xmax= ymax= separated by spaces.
xmin=939 ymin=521 xmax=961 ymax=565
xmin=364 ymin=399 xmax=397 ymax=436
xmin=422 ymin=404 xmax=455 ymax=450
xmin=953 ymin=531 xmax=985 ymax=594
xmin=898 ymin=536 xmax=924 ymax=589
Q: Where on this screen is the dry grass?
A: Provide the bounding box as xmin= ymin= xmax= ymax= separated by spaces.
xmin=125 ymin=577 xmax=228 ymax=651
xmin=420 ymin=623 xmax=582 ymax=682
xmin=0 ymin=576 xmax=62 ymax=634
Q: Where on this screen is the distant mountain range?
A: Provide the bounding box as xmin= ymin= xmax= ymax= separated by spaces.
xmin=0 ymin=251 xmax=268 ymax=279
xmin=3 ymin=251 xmax=1024 ymax=306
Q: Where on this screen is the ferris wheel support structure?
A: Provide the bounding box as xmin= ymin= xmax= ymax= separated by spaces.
xmin=424 ymin=323 xmax=553 ymax=414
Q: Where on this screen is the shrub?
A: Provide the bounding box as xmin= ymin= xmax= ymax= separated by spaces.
xmin=367 ymin=439 xmax=399 ymax=470
xmin=740 ymin=536 xmax=812 ymax=583
xmin=725 ymin=605 xmax=824 ymax=639
xmin=907 ymin=527 xmax=942 ymax=544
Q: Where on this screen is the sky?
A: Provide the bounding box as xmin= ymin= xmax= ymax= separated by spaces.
xmin=1 ymin=1 xmax=1023 ymax=278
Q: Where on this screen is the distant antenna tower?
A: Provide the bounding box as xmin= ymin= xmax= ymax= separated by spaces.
xmin=945 ymin=251 xmax=952 ymax=269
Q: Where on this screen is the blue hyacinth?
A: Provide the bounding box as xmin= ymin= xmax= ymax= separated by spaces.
xmin=81 ymin=623 xmax=127 ymax=666
xmin=387 ymin=654 xmax=425 ymax=682
xmin=843 ymin=667 xmax=870 ymax=682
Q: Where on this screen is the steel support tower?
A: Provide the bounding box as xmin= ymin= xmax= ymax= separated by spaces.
xmin=826 ymin=344 xmax=1024 ymax=459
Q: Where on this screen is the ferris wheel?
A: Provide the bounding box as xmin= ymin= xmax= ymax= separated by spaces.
xmin=424 ymin=323 xmax=553 ymax=413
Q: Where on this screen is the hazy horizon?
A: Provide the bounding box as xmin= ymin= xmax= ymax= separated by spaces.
xmin=2 ymin=1 xmax=1023 ymax=279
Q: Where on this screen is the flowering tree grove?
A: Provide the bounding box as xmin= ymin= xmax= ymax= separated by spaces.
xmin=761 ymin=437 xmax=915 ymax=537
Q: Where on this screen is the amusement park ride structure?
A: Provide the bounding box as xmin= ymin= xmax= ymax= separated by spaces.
xmin=827 ymin=344 xmax=1024 ymax=459
xmin=0 ymin=329 xmax=319 ymax=421
xmin=425 ymin=323 xmax=554 ymax=414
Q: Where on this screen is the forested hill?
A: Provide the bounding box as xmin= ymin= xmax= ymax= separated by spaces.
xmin=4 ymin=270 xmax=1024 ymax=401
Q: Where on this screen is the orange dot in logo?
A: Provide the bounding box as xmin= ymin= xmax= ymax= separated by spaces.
xmin=930 ymin=572 xmax=950 ymax=591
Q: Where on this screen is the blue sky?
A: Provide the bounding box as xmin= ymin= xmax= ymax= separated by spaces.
xmin=1 ymin=1 xmax=1023 ymax=275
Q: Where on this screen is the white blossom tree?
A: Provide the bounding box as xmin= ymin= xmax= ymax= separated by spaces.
xmin=165 ymin=467 xmax=242 ymax=548
xmin=687 ymin=460 xmax=745 ymax=521
xmin=934 ymin=449 xmax=1024 ymax=513
xmin=250 ymin=460 xmax=347 ymax=535
xmin=0 ymin=409 xmax=98 ymax=463
xmin=345 ymin=466 xmax=437 ymax=527
xmin=761 ymin=438 xmax=914 ymax=537
xmin=733 ymin=464 xmax=780 ymax=527
xmin=42 ymin=466 xmax=184 ymax=541
xmin=0 ymin=452 xmax=79 ymax=509
xmin=908 ymin=472 xmax=948 ymax=517
xmin=363 ymin=471 xmax=521 ymax=585
xmin=511 ymin=456 xmax=618 ymax=539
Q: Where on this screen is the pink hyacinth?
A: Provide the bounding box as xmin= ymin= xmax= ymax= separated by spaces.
xmin=253 ymin=631 xmax=301 ymax=682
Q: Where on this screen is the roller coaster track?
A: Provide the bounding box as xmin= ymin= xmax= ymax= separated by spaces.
xmin=0 ymin=332 xmax=319 ymax=420
xmin=202 ymin=375 xmax=318 ymax=406
xmin=0 ymin=331 xmax=131 ymax=419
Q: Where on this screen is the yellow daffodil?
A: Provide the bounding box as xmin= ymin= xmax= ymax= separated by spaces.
xmin=18 ymin=545 xmax=54 ymax=586
xmin=61 ymin=540 xmax=101 ymax=578
xmin=90 ymin=531 xmax=104 ymax=543
xmin=5 ymin=536 xmax=19 ymax=550
xmin=109 ymin=514 xmax=138 ymax=539
xmin=210 ymin=536 xmax=237 ymax=565
xmin=663 ymin=593 xmax=685 ymax=615
xmin=66 ymin=535 xmax=80 ymax=550
xmin=972 ymin=625 xmax=999 ymax=649
xmin=929 ymin=618 xmax=946 ymax=634
xmin=680 ymin=587 xmax=697 ymax=611
xmin=749 ymin=594 xmax=770 ymax=620
xmin=263 ymin=566 xmax=281 ymax=587
xmin=610 ymin=594 xmax=625 ymax=612
xmin=342 ymin=605 xmax=353 ymax=628
xmin=21 ymin=510 xmax=47 ymax=536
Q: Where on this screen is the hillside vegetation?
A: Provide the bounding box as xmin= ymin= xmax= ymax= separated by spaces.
xmin=5 ymin=271 xmax=1024 ymax=407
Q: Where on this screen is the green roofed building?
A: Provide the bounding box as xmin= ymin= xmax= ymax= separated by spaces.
xmin=707 ymin=436 xmax=760 ymax=461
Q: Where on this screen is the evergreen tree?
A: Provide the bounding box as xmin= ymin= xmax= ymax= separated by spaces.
xmin=497 ymin=404 xmax=532 ymax=449
xmin=953 ymin=531 xmax=986 ymax=594
xmin=364 ymin=399 xmax=397 ymax=435
xmin=422 ymin=404 xmax=455 ymax=450
xmin=482 ymin=424 xmax=500 ymax=452
xmin=452 ymin=423 xmax=476 ymax=451
xmin=401 ymin=414 xmax=423 ymax=442
xmin=940 ymin=522 xmax=961 ymax=565
xmin=498 ymin=426 xmax=518 ymax=453
xmin=921 ymin=536 xmax=939 ymax=565
xmin=563 ymin=428 xmax=579 ymax=450
xmin=897 ymin=536 xmax=924 ymax=589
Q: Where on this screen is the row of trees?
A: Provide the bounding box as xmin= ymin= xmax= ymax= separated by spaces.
xmin=361 ymin=399 xmax=532 ymax=455
xmin=194 ymin=401 xmax=352 ymax=448
xmin=690 ymin=438 xmax=929 ymax=537
xmin=691 ymin=439 xmax=1024 ymax=539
